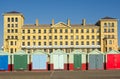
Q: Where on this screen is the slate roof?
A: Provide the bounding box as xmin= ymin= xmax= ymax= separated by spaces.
xmin=101 ymin=16 xmax=116 ymax=19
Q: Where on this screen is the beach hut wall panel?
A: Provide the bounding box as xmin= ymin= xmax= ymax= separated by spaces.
xmin=12 ymin=50 xmax=29 ymax=70
xmin=50 ymin=49 xmax=68 ymax=70
xmin=106 ymin=50 xmax=120 ymax=70
xmin=32 ymin=54 xmax=47 ymax=70
xmin=0 ymin=50 xmax=10 ymax=71
xmin=88 ymin=50 xmax=104 ymax=70
xmin=69 ymin=50 xmax=86 ymax=70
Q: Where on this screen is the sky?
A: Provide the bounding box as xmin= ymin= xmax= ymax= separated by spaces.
xmin=0 ymin=0 xmax=120 ymax=47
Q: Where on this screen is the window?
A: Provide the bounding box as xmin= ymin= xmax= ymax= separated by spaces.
xmin=33 ymin=36 xmax=36 ymax=40
xmin=92 ymin=35 xmax=94 ymax=39
xmin=112 ymin=23 xmax=114 ymax=27
xmin=76 ymin=35 xmax=79 ymax=39
xmin=54 ymin=29 xmax=57 ymax=33
xmin=86 ymin=41 xmax=89 ymax=45
xmin=15 ymin=41 xmax=16 ymax=45
xmin=49 ymin=42 xmax=52 ymax=45
xmin=60 ymin=41 xmax=62 ymax=45
xmin=15 ymin=36 xmax=18 ymax=39
xmin=81 ymin=35 xmax=84 ymax=39
xmin=86 ymin=29 xmax=89 ymax=33
xmin=81 ymin=29 xmax=84 ymax=33
xmin=65 ymin=41 xmax=68 ymax=45
xmin=92 ymin=29 xmax=94 ymax=33
xmin=71 ymin=29 xmax=73 ymax=33
xmin=108 ymin=35 xmax=110 ymax=38
xmin=38 ymin=36 xmax=41 ymax=39
xmin=60 ymin=29 xmax=62 ymax=33
xmin=22 ymin=30 xmax=25 ymax=33
xmin=109 ymin=40 xmax=112 ymax=44
xmin=97 ymin=36 xmax=100 ymax=39
xmin=54 ymin=36 xmax=57 ymax=39
xmin=11 ymin=24 xmax=14 ymax=27
xmin=7 ymin=36 xmax=10 ymax=39
xmin=65 ymin=29 xmax=68 ymax=33
xmin=11 ymin=29 xmax=14 ymax=33
xmin=15 ymin=24 xmax=18 ymax=27
xmin=86 ymin=35 xmax=89 ymax=39
xmin=11 ymin=18 xmax=14 ymax=22
xmin=11 ymin=36 xmax=14 ymax=39
xmin=65 ymin=36 xmax=68 ymax=39
xmin=22 ymin=42 xmax=25 ymax=46
xmin=76 ymin=29 xmax=79 ymax=33
xmin=104 ymin=29 xmax=107 ymax=32
xmin=92 ymin=41 xmax=95 ymax=45
xmin=7 ymin=29 xmax=10 ymax=33
xmin=112 ymin=29 xmax=114 ymax=32
xmin=15 ymin=18 xmax=18 ymax=22
xmin=71 ymin=36 xmax=74 ymax=40
xmin=38 ymin=42 xmax=41 ymax=46
xmin=49 ymin=29 xmax=52 ymax=33
xmin=10 ymin=41 xmax=13 ymax=45
xmin=104 ymin=23 xmax=107 ymax=27
xmin=33 ymin=29 xmax=36 ymax=33
xmin=33 ymin=42 xmax=36 ymax=46
xmin=8 ymin=24 xmax=10 ymax=27
xmin=15 ymin=29 xmax=18 ymax=33
xmin=8 ymin=18 xmax=10 ymax=22
xmin=71 ymin=41 xmax=74 ymax=45
xmin=22 ymin=36 xmax=25 ymax=40
xmin=60 ymin=36 xmax=62 ymax=40
xmin=55 ymin=42 xmax=57 ymax=45
xmin=38 ymin=29 xmax=41 ymax=33
xmin=10 ymin=48 xmax=13 ymax=53
xmin=44 ymin=30 xmax=46 ymax=33
xmin=28 ymin=36 xmax=30 ymax=40
xmin=109 ymin=47 xmax=112 ymax=51
xmin=97 ymin=41 xmax=100 ymax=45
xmin=28 ymin=30 xmax=30 ymax=33
xmin=81 ymin=41 xmax=84 ymax=45
xmin=108 ymin=23 xmax=110 ymax=27
xmin=97 ymin=29 xmax=99 ymax=33
xmin=49 ymin=36 xmax=52 ymax=39
xmin=76 ymin=41 xmax=79 ymax=45
xmin=28 ymin=42 xmax=30 ymax=46
xmin=108 ymin=29 xmax=110 ymax=32
xmin=44 ymin=36 xmax=46 ymax=39
xmin=112 ymin=35 xmax=114 ymax=38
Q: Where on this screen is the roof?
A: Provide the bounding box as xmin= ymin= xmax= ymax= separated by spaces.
xmin=6 ymin=11 xmax=21 ymax=14
xmin=70 ymin=50 xmax=87 ymax=54
xmin=88 ymin=49 xmax=104 ymax=54
xmin=32 ymin=50 xmax=48 ymax=54
xmin=101 ymin=16 xmax=116 ymax=19
xmin=50 ymin=49 xmax=67 ymax=55
xmin=106 ymin=50 xmax=120 ymax=54
xmin=13 ymin=50 xmax=27 ymax=55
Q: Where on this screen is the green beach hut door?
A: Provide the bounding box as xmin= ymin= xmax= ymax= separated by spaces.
xmin=74 ymin=54 xmax=82 ymax=69
xmin=14 ymin=55 xmax=27 ymax=70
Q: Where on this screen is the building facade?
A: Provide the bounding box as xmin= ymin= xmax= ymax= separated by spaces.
xmin=3 ymin=11 xmax=118 ymax=53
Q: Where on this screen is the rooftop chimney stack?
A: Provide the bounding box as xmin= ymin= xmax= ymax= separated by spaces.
xmin=36 ymin=19 xmax=39 ymax=26
xmin=82 ymin=19 xmax=86 ymax=26
xmin=67 ymin=19 xmax=70 ymax=26
xmin=52 ymin=19 xmax=54 ymax=26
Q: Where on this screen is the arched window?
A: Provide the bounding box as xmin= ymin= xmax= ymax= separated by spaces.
xmin=112 ymin=23 xmax=114 ymax=27
xmin=8 ymin=18 xmax=10 ymax=22
xmin=15 ymin=18 xmax=18 ymax=22
xmin=11 ymin=18 xmax=14 ymax=22
xmin=104 ymin=23 xmax=107 ymax=27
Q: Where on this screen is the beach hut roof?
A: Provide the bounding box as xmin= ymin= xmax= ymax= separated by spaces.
xmin=88 ymin=49 xmax=103 ymax=54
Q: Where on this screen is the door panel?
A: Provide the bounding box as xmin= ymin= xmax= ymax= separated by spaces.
xmin=14 ymin=55 xmax=27 ymax=70
xmin=89 ymin=55 xmax=96 ymax=69
xmin=115 ymin=54 xmax=120 ymax=68
xmin=53 ymin=55 xmax=59 ymax=69
xmin=0 ymin=56 xmax=8 ymax=70
xmin=96 ymin=54 xmax=103 ymax=69
xmin=74 ymin=54 xmax=81 ymax=69
xmin=39 ymin=55 xmax=47 ymax=69
xmin=107 ymin=54 xmax=114 ymax=69
xmin=59 ymin=55 xmax=64 ymax=69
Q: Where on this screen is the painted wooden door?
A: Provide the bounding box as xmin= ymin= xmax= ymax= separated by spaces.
xmin=14 ymin=55 xmax=27 ymax=70
xmin=96 ymin=54 xmax=103 ymax=69
xmin=32 ymin=54 xmax=47 ymax=69
xmin=74 ymin=54 xmax=81 ymax=69
xmin=53 ymin=55 xmax=64 ymax=69
xmin=106 ymin=54 xmax=114 ymax=69
xmin=89 ymin=54 xmax=96 ymax=69
xmin=114 ymin=54 xmax=120 ymax=68
xmin=0 ymin=55 xmax=8 ymax=70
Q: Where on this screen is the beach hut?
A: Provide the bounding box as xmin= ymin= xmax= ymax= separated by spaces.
xmin=31 ymin=50 xmax=48 ymax=71
xmin=87 ymin=49 xmax=104 ymax=70
xmin=50 ymin=49 xmax=68 ymax=70
xmin=106 ymin=50 xmax=120 ymax=70
xmin=0 ymin=50 xmax=10 ymax=71
xmin=69 ymin=50 xmax=87 ymax=70
xmin=12 ymin=50 xmax=29 ymax=71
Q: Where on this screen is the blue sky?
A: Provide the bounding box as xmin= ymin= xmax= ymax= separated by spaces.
xmin=0 ymin=0 xmax=120 ymax=47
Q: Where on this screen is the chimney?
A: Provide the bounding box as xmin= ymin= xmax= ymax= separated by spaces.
xmin=52 ymin=19 xmax=54 ymax=26
xmin=36 ymin=19 xmax=39 ymax=26
xmin=67 ymin=19 xmax=70 ymax=26
xmin=82 ymin=19 xmax=86 ymax=26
